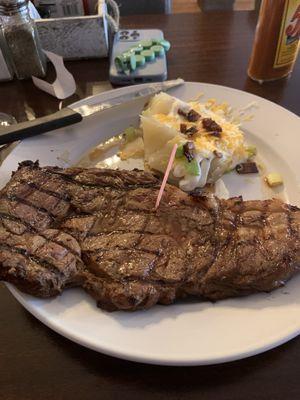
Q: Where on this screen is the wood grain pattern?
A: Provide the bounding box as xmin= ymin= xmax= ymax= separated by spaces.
xmin=173 ymin=0 xmax=200 ymax=14
xmin=0 ymin=11 xmax=300 ymax=400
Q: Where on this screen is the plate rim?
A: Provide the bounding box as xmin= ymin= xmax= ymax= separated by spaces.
xmin=7 ymin=283 xmax=300 ymax=366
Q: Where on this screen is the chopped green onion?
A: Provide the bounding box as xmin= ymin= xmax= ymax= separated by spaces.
xmin=175 ymin=145 xmax=184 ymax=158
xmin=184 ymin=159 xmax=200 ymax=176
xmin=246 ymin=145 xmax=257 ymax=158
xmin=225 ymin=166 xmax=235 ymax=173
xmin=124 ymin=127 xmax=136 ymax=142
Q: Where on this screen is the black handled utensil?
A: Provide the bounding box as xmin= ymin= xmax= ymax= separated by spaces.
xmin=0 ymin=79 xmax=184 ymax=146
xmin=0 ymin=108 xmax=82 ymax=146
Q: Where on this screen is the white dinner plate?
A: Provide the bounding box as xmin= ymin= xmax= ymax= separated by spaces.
xmin=1 ymin=82 xmax=300 ymax=366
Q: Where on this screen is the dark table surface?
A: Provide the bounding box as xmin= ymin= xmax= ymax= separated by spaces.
xmin=1 ymin=11 xmax=300 ymax=400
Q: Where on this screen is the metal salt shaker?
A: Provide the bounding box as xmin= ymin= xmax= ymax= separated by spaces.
xmin=0 ymin=0 xmax=47 ymax=79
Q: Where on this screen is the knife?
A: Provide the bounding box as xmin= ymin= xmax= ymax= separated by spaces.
xmin=0 ymin=79 xmax=184 ymax=146
xmin=0 ymin=113 xmax=17 ymax=153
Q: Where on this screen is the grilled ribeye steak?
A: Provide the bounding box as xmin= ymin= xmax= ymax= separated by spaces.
xmin=0 ymin=161 xmax=299 ymax=311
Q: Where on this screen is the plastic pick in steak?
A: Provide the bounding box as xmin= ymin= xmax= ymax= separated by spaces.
xmin=155 ymin=143 xmax=178 ymax=210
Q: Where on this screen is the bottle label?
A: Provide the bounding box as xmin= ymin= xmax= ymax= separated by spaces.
xmin=274 ymin=0 xmax=300 ymax=68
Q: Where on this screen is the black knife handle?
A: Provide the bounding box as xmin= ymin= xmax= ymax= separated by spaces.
xmin=0 ymin=108 xmax=83 ymax=145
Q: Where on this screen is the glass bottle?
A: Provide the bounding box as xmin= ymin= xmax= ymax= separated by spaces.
xmin=248 ymin=0 xmax=300 ymax=83
xmin=0 ymin=0 xmax=47 ymax=80
xmin=0 ymin=29 xmax=14 ymax=81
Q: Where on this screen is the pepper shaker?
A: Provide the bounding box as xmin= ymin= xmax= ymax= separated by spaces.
xmin=0 ymin=29 xmax=14 ymax=81
xmin=0 ymin=0 xmax=47 ymax=80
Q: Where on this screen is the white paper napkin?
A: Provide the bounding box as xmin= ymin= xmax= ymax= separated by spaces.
xmin=32 ymin=50 xmax=76 ymax=99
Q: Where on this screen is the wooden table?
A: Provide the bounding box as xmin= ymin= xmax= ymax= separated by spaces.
xmin=1 ymin=11 xmax=300 ymax=400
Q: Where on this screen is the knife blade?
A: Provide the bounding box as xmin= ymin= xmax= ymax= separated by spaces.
xmin=0 ymin=79 xmax=184 ymax=146
xmin=0 ymin=113 xmax=17 ymax=153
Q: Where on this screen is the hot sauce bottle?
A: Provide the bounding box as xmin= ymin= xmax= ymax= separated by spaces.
xmin=248 ymin=0 xmax=300 ymax=83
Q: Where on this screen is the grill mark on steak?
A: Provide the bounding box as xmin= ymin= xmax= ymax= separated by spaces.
xmin=0 ymin=197 xmax=52 ymax=231
xmin=84 ymin=245 xmax=162 ymax=257
xmin=286 ymin=207 xmax=293 ymax=237
xmin=62 ymin=209 xmax=214 ymax=239
xmin=48 ymin=238 xmax=81 ymax=260
xmin=135 ymin=213 xmax=155 ymax=260
xmin=0 ymin=243 xmax=67 ymax=275
xmin=0 ymin=211 xmax=35 ymax=232
xmin=128 ymin=205 xmax=215 ymax=226
xmin=1 ymin=162 xmax=300 ymax=311
xmin=45 ymin=169 xmax=160 ymax=190
xmin=199 ymin=198 xmax=300 ymax=300
xmin=1 ymin=193 xmax=56 ymax=221
xmin=16 ymin=179 xmax=71 ymax=202
xmin=12 ymin=166 xmax=72 ymax=197
xmin=12 ymin=165 xmax=160 ymax=206
xmin=86 ymin=229 xmax=157 ymax=237
xmin=0 ymin=212 xmax=81 ymax=259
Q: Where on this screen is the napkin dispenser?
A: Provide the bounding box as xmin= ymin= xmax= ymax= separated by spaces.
xmin=35 ymin=0 xmax=119 ymax=60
